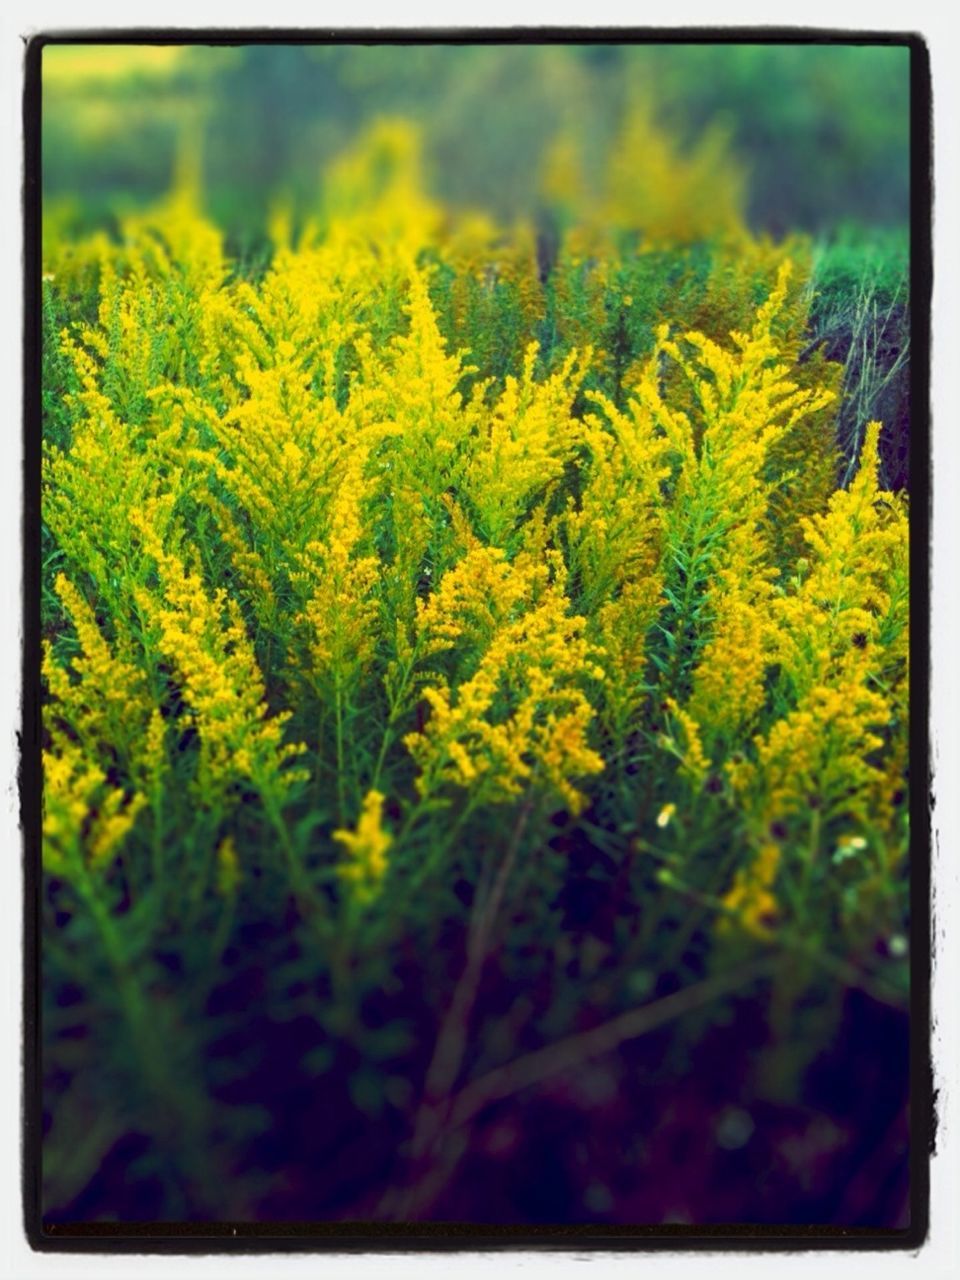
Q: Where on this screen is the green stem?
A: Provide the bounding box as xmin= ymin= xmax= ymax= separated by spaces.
xmin=184 ymin=809 xmax=222 ymax=930
xmin=663 ymin=495 xmax=711 ymax=703
xmin=210 ymin=892 xmax=236 ymax=962
xmin=334 ymin=673 xmax=346 ymax=826
xmin=264 ymin=795 xmax=331 ymax=935
xmin=150 ymin=783 xmax=164 ymax=885
xmin=801 ymin=806 xmax=822 ymax=924
xmin=73 ymin=861 xmax=215 ymax=1213
xmin=313 ymin=684 xmax=326 ymax=807
xmin=370 ymin=649 xmax=420 ymax=792
xmin=405 ymin=798 xmax=477 ymax=902
xmin=370 ymin=728 xmax=395 ymax=796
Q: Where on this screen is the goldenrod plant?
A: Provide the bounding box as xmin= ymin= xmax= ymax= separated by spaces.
xmin=40 ymin=112 xmax=911 ymax=1224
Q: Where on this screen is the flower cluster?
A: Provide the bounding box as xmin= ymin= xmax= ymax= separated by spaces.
xmin=41 ymin=116 xmax=907 ymax=964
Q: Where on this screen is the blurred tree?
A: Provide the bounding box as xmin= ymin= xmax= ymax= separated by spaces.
xmin=42 ymin=41 xmax=911 ymax=241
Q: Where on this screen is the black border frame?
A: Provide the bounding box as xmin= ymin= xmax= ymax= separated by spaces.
xmin=21 ymin=26 xmax=933 ymax=1254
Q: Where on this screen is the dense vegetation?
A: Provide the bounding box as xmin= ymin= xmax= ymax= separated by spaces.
xmin=40 ymin=86 xmax=911 ymax=1225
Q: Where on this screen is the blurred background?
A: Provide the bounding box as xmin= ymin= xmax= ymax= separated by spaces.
xmin=42 ymin=41 xmax=910 ymax=246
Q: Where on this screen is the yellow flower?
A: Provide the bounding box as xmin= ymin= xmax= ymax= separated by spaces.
xmin=132 ymin=516 xmax=306 ymax=808
xmin=333 ymin=790 xmax=393 ymax=904
xmin=656 ymin=803 xmax=676 ymax=829
xmin=661 ymin=699 xmax=710 ymax=788
xmin=406 ymin=553 xmax=605 ymax=814
xmin=464 ymin=343 xmax=586 ymax=547
xmin=719 ymin=842 xmax=781 ymax=940
xmin=216 ymin=836 xmax=240 ymax=896
xmin=42 ymin=740 xmax=145 ymax=875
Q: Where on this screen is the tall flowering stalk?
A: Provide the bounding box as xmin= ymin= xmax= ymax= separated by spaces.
xmin=39 ymin=112 xmax=910 ymax=1217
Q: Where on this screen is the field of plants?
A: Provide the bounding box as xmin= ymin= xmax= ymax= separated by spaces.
xmin=39 ymin=50 xmax=913 ymax=1229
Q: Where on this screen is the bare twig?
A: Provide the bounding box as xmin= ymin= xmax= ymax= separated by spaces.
xmin=386 ymin=958 xmax=771 ymax=1220
xmin=446 ymin=958 xmax=772 ymax=1134
xmin=385 ymin=795 xmax=535 ymax=1218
